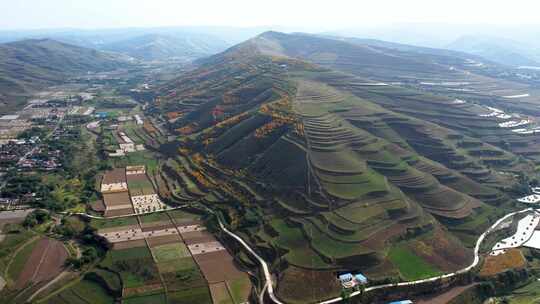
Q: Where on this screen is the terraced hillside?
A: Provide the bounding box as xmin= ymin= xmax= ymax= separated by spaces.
xmin=154 ymin=32 xmax=534 ymax=303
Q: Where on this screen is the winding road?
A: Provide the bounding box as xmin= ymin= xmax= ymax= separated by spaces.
xmin=71 ymin=205 xmax=535 ymax=304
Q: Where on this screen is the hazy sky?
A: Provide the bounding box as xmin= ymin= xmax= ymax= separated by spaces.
xmin=2 ymin=0 xmax=540 ymax=30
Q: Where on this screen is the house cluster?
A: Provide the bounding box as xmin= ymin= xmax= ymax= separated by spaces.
xmin=0 ymin=139 xmax=33 ymax=165
xmin=479 ymin=106 xmax=512 ymax=119
xmin=134 ymin=114 xmax=143 ymax=125
xmin=108 ymin=132 xmax=145 ymax=157
xmin=17 ymin=149 xmax=62 ymax=171
xmin=68 ymin=106 xmax=95 ymax=116
xmin=478 ymin=106 xmax=540 ymax=134
xmin=498 ymin=119 xmax=531 ymax=128
xmin=338 ymin=272 xmax=368 ymax=289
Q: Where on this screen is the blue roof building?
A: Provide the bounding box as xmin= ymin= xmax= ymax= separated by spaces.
xmin=95 ymin=112 xmax=109 ymax=118
xmin=389 ymin=300 xmax=413 ymax=304
xmin=355 ymin=273 xmax=368 ymax=284
xmin=338 ymin=273 xmax=354 ymax=283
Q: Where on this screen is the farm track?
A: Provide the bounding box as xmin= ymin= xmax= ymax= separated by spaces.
xmin=27 ymin=270 xmax=70 ymax=302
xmin=30 ymin=239 xmax=52 ymax=283
xmin=4 ymin=235 xmax=39 ymax=279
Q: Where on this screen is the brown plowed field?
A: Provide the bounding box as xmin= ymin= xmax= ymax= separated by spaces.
xmin=102 ymin=168 xmax=126 ymax=184
xmin=147 ymin=234 xmax=182 ymax=247
xmin=103 ymin=192 xmax=132 ymax=207
xmin=181 ymin=230 xmax=216 ymax=245
xmin=105 ymin=208 xmax=134 ymax=217
xmin=113 ymin=239 xmax=147 ymax=250
xmin=15 ymin=238 xmax=67 ymax=289
xmin=194 ymin=251 xmax=246 ymax=283
xmin=141 ymin=223 xmax=175 ymax=232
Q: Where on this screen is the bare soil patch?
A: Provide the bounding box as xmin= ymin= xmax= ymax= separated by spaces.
xmin=410 ymin=226 xmax=473 ymax=272
xmin=181 ymin=230 xmax=216 ymax=245
xmin=104 ymin=208 xmax=134 ymax=217
xmin=33 ymin=239 xmax=68 ymax=282
xmin=480 ymin=249 xmax=526 ymax=277
xmin=15 ymin=238 xmax=67 ymax=289
xmin=277 ymin=266 xmax=340 ymax=303
xmin=102 ymin=168 xmax=126 ymax=184
xmin=415 ymin=283 xmax=478 ymax=304
xmin=103 ymin=192 xmax=131 ymax=207
xmin=210 ymin=282 xmax=233 ymax=304
xmin=194 ymin=251 xmax=246 ymax=283
xmin=147 ymin=234 xmax=182 ymax=247
xmin=123 ymin=282 xmax=163 ymax=297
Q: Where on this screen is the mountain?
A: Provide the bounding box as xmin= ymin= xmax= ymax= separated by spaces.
xmin=101 ymin=33 xmax=229 ymax=61
xmin=154 ymin=31 xmax=533 ymax=302
xmin=0 ymin=39 xmax=127 ymax=112
xmin=447 ymin=35 xmax=540 ymax=67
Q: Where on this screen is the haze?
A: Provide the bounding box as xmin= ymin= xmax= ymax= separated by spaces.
xmin=2 ymin=0 xmax=540 ymax=30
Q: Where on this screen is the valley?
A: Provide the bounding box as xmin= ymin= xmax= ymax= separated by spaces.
xmin=2 ymin=28 xmax=540 ymax=304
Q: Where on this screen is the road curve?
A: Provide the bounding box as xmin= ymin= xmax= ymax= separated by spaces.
xmin=316 ymin=207 xmax=534 ymax=304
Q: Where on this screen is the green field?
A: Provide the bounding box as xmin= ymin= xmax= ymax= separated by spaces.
xmin=506 ymin=280 xmax=540 ymax=303
xmin=156 ymin=257 xmax=197 ymax=273
xmin=138 ymin=212 xmax=171 ymax=224
xmin=227 ymin=277 xmax=251 ymax=304
xmin=128 ymin=177 xmax=155 ymax=195
xmin=151 ymin=243 xmax=191 ymax=262
xmin=0 ymin=228 xmax=36 ymax=260
xmin=162 ymin=267 xmax=207 ymax=291
xmin=270 ymin=219 xmax=334 ymax=269
xmin=167 ymin=210 xmax=201 ymax=222
xmin=124 ymin=292 xmax=166 ymax=304
xmin=167 ymin=286 xmax=212 ymax=304
xmin=113 ymin=151 xmax=159 ymax=176
xmin=111 ymin=246 xmax=152 ymax=261
xmin=45 ymin=279 xmax=114 ymax=304
xmin=90 ymin=217 xmax=138 ymax=230
xmin=388 ymin=245 xmax=442 ymax=280
xmin=6 ymin=237 xmax=39 ymax=282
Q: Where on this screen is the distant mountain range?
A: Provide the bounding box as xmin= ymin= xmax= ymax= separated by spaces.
xmin=0 ymin=39 xmax=127 ymax=112
xmin=100 ymin=33 xmax=229 ymax=61
xmin=331 ymin=23 xmax=540 ymax=67
xmin=0 ymin=27 xmax=243 ymax=62
xmin=446 ymin=35 xmax=540 ymax=67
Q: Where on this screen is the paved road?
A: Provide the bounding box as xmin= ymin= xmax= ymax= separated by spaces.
xmin=73 ymin=205 xmax=534 ymax=304
xmin=316 ymin=207 xmax=534 ymax=304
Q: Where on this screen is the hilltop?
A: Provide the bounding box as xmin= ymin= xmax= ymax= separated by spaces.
xmin=101 ymin=33 xmax=229 ymax=61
